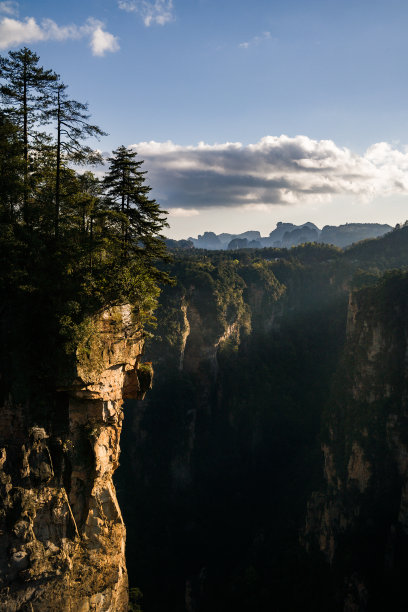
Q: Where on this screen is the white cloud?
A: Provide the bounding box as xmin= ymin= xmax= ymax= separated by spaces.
xmin=239 ymin=31 xmax=272 ymax=49
xmin=0 ymin=1 xmax=18 ymax=16
xmin=88 ymin=20 xmax=120 ymax=56
xmin=0 ymin=15 xmax=119 ymax=56
xmin=168 ymin=208 xmax=200 ymax=217
xmin=127 ymin=135 xmax=408 ymax=210
xmin=118 ymin=0 xmax=174 ymax=26
xmin=0 ymin=17 xmax=42 ymax=47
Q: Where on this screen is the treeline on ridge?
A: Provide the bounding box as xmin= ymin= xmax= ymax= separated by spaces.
xmin=0 ymin=47 xmax=170 ymax=356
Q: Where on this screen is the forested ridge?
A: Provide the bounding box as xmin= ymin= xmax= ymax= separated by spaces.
xmin=0 ymin=48 xmax=170 ymax=387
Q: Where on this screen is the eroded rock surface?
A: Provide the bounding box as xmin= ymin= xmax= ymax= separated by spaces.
xmin=0 ymin=305 xmax=148 ymax=611
xmin=303 ymin=277 xmax=408 ymax=608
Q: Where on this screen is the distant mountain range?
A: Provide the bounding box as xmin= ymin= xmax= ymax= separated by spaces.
xmin=166 ymin=222 xmax=394 ymax=250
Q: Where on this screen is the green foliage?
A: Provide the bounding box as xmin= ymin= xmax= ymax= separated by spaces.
xmin=104 ymin=145 xmax=169 ymax=264
xmin=345 ymin=224 xmax=408 ymax=269
xmin=0 ymin=48 xmax=170 ymax=404
xmin=350 ymin=268 xmax=382 ymax=289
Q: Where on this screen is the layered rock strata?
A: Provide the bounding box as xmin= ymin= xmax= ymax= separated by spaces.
xmin=0 ymin=304 xmax=151 ymax=611
xmin=303 ymin=275 xmax=408 ymax=609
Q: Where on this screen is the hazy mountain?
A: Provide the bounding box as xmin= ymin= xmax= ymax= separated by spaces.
xmin=319 ymin=222 xmax=392 ymax=247
xmin=281 ymin=225 xmax=319 ymax=246
xmin=187 ymin=221 xmax=393 ymax=250
xmin=165 ymin=238 xmax=194 ymax=250
xmin=228 ymin=237 xmax=262 ymax=249
xmin=190 ymin=230 xmax=262 ymax=250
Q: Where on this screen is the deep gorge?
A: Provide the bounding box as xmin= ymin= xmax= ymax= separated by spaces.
xmin=1 ymin=37 xmax=408 ymax=612
xmin=117 ymin=228 xmax=408 ymax=611
xmin=2 ymin=227 xmax=408 ymax=610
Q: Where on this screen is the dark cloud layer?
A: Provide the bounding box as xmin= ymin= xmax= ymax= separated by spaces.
xmin=129 ymin=136 xmax=408 ymax=215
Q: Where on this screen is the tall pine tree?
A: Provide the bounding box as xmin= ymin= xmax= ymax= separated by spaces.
xmin=0 ymin=111 xmax=24 ymax=221
xmin=45 ymin=81 xmax=106 ymax=237
xmin=103 ymin=145 xmax=169 ymax=263
xmin=0 ymin=48 xmax=56 ymax=223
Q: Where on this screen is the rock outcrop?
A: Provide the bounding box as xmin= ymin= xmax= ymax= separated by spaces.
xmin=0 ymin=304 xmax=149 ymax=611
xmin=303 ymin=273 xmax=408 ymax=609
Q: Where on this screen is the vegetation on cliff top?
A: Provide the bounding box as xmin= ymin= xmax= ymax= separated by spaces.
xmin=0 ymin=48 xmax=171 ymax=360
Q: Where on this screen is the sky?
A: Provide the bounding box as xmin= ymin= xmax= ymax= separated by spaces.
xmin=1 ymin=0 xmax=408 ymax=238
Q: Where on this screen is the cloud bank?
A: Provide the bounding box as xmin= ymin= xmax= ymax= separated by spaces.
xmin=118 ymin=0 xmax=174 ymax=26
xmin=0 ymin=14 xmax=119 ymax=56
xmin=127 ymin=135 xmax=408 ymax=214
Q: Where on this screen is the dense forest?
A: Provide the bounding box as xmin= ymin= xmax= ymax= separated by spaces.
xmin=0 ymin=47 xmax=171 ymax=406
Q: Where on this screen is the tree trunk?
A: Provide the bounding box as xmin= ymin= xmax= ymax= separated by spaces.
xmin=55 ymin=87 xmax=61 ymax=238
xmin=23 ymin=62 xmax=28 ymax=224
xmin=89 ymin=214 xmax=93 ymax=272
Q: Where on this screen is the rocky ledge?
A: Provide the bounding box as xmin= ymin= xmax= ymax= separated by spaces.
xmin=0 ymin=304 xmax=152 ymax=611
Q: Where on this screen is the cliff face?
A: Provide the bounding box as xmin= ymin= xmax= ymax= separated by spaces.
xmin=303 ymin=274 xmax=408 ymax=609
xmin=118 ymin=256 xmax=347 ymax=611
xmin=0 ymin=304 xmax=149 ymax=611
xmin=146 ymin=259 xmax=285 ymax=378
xmin=131 ymin=262 xmax=284 ymax=493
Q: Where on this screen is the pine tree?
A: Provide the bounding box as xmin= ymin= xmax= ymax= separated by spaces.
xmin=0 ymin=48 xmax=171 ymax=339
xmin=45 ymin=81 xmax=106 ymax=237
xmin=0 ymin=111 xmax=24 ymax=221
xmin=0 ymin=48 xmax=56 ymax=223
xmin=103 ymin=145 xmax=169 ymax=263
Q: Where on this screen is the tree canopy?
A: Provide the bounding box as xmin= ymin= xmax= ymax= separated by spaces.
xmin=0 ymin=47 xmax=171 ymax=353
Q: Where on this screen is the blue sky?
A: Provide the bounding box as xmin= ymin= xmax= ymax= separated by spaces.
xmin=1 ymin=0 xmax=408 ymax=237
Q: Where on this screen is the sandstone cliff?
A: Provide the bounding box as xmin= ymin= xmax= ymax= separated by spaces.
xmin=0 ymin=304 xmax=151 ymax=611
xmin=303 ymin=272 xmax=408 ymax=610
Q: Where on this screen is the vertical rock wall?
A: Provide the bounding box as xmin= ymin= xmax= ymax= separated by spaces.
xmin=303 ymin=276 xmax=408 ymax=609
xmin=0 ymin=305 xmax=150 ymax=611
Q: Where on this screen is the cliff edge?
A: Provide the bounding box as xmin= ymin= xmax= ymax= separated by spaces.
xmin=0 ymin=304 xmax=150 ymax=611
xmin=303 ymin=272 xmax=408 ymax=610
